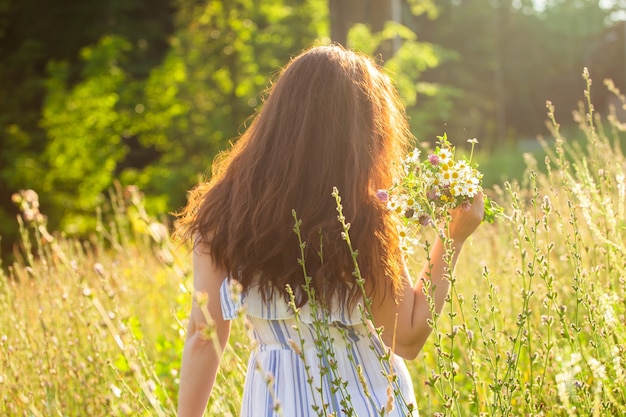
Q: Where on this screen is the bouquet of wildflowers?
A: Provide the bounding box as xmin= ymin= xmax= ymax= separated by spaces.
xmin=378 ymin=134 xmax=502 ymax=253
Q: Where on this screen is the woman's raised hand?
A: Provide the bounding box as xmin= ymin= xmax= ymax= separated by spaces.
xmin=446 ymin=192 xmax=485 ymax=243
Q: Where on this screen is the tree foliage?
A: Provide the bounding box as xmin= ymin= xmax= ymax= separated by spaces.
xmin=0 ymin=0 xmax=173 ymax=256
xmin=40 ymin=37 xmax=137 ymax=232
xmin=412 ymin=0 xmax=624 ymax=147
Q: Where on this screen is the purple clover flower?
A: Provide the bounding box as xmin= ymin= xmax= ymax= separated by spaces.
xmin=426 ymin=189 xmax=438 ymax=201
xmin=418 ymin=214 xmax=431 ymax=226
xmin=376 ymin=189 xmax=389 ymax=203
xmin=428 ymin=154 xmax=440 ymax=165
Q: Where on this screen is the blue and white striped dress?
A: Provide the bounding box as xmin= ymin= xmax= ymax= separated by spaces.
xmin=220 ymin=278 xmax=418 ymax=416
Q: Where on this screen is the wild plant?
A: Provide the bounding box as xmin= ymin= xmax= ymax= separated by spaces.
xmin=1 ymin=185 xmax=186 ymax=416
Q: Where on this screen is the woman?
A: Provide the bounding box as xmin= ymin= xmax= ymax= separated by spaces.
xmin=176 ymin=44 xmax=484 ymax=416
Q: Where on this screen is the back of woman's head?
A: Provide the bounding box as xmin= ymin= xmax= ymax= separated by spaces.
xmin=178 ymin=44 xmax=411 ymax=307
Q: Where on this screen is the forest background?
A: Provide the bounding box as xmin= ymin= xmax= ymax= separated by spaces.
xmin=1 ymin=0 xmax=625 ymax=259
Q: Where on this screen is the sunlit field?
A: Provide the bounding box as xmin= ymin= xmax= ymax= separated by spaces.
xmin=1 ymin=74 xmax=625 ymax=416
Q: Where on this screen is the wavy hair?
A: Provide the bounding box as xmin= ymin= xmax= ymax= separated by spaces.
xmin=176 ymin=44 xmax=411 ymax=309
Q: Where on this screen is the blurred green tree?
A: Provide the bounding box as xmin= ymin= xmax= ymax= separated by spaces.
xmin=0 ymin=0 xmax=173 ymax=257
xmin=39 ymin=36 xmax=138 ymax=233
xmin=412 ymin=0 xmax=620 ymax=148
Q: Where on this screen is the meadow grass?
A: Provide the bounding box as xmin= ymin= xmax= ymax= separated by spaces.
xmin=1 ymin=71 xmax=625 ymax=416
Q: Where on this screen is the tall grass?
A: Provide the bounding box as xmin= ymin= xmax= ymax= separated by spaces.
xmin=1 ymin=185 xmax=187 ymax=416
xmin=411 ymin=69 xmax=626 ymax=416
xmin=1 ymin=70 xmax=625 ymax=416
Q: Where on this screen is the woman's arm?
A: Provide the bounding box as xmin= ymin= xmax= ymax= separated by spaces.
xmin=177 ymin=245 xmax=231 ymax=417
xmin=373 ymin=193 xmax=485 ymax=360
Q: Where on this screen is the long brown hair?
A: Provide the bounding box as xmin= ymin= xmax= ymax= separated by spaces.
xmin=176 ymin=44 xmax=411 ymax=309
